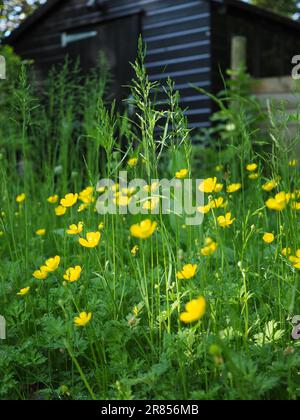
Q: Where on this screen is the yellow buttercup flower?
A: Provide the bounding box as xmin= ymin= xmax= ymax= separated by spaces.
xmin=246 ymin=163 xmax=258 ymax=172
xmin=36 ymin=229 xmax=46 ymax=236
xmin=199 ymin=177 xmax=217 ymax=193
xmin=60 ymin=193 xmax=78 ymax=208
xmin=180 ymin=296 xmax=206 ymax=324
xmin=289 ymin=250 xmax=300 ymax=269
xmin=265 ymin=191 xmax=288 ymax=211
xmin=98 ymin=222 xmax=104 ymax=231
xmin=131 ymin=245 xmax=139 ymax=256
xmin=114 ymin=193 xmax=132 ymax=206
xmin=17 ymin=287 xmax=30 ymax=296
xmin=55 ymin=205 xmax=67 ymax=216
xmin=176 ymin=264 xmax=198 ymax=280
xmin=201 ymin=238 xmax=218 ymax=256
xmin=16 ymin=193 xmax=26 ymax=203
xmin=227 ymin=183 xmax=241 ymax=193
xmin=79 ymin=232 xmax=101 ymax=248
xmin=263 ymin=232 xmax=275 ymax=244
xmin=217 ymin=212 xmax=235 ymax=228
xmin=282 ymin=247 xmax=291 ymax=257
xmin=66 ymin=222 xmax=84 ymax=235
xmin=248 ymin=173 xmax=259 ymax=180
xmin=41 ymin=256 xmax=61 ymax=273
xmin=33 ymin=268 xmax=48 ymax=280
xmin=63 ymin=266 xmax=82 ymax=283
xmin=128 ymin=157 xmax=138 ymax=167
xmin=214 ymin=183 xmax=223 ymax=193
xmin=176 ymin=169 xmax=188 ymax=179
xmin=143 ymin=182 xmax=160 ymax=193
xmin=197 ymin=204 xmax=211 ymax=214
xmin=142 ymin=197 xmax=160 ymax=211
xmin=74 ymin=312 xmax=92 ymax=327
xmin=130 ymin=219 xmax=157 ymax=239
xmin=291 ymin=202 xmax=300 ymax=211
xmin=47 ymin=195 xmax=59 ymax=204
xmin=262 ymin=180 xmax=277 ymax=192
xmin=209 ymin=197 xmax=224 ymax=209
xmin=97 ymin=186 xmax=106 ymax=194
xmin=79 ymin=187 xmax=94 ymax=204
xmin=289 ymin=159 xmax=298 ymax=167
xmin=78 ymin=203 xmax=89 ymax=213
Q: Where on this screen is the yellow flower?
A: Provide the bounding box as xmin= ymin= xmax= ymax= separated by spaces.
xmin=60 ymin=193 xmax=78 ymax=208
xmin=201 ymin=238 xmax=218 ymax=256
xmin=176 ymin=264 xmax=198 ymax=280
xmin=79 ymin=232 xmax=101 ymax=248
xmin=282 ymin=247 xmax=291 ymax=257
xmin=265 ymin=192 xmax=288 ymax=211
xmin=176 ymin=169 xmax=188 ymax=179
xmin=41 ymin=256 xmax=61 ymax=273
xmin=66 ymin=222 xmax=84 ymax=235
xmin=97 ymin=186 xmax=106 ymax=194
xmin=74 ymin=312 xmax=92 ymax=327
xmin=128 ymin=157 xmax=138 ymax=167
xmin=131 ymin=245 xmax=139 ymax=256
xmin=291 ymin=202 xmax=300 ymax=211
xmin=47 ymin=195 xmax=58 ymax=204
xmin=17 ymin=287 xmax=30 ymax=296
xmin=36 ymin=229 xmax=46 ymax=236
xmin=33 ymin=268 xmax=48 ymax=280
xmin=199 ymin=177 xmax=217 ymax=193
xmin=78 ymin=203 xmax=89 ymax=213
xmin=262 ymin=180 xmax=277 ymax=192
xmin=114 ymin=193 xmax=132 ymax=206
xmin=209 ymin=197 xmax=224 ymax=209
xmin=133 ymin=306 xmax=139 ymax=317
xmin=248 ymin=173 xmax=259 ymax=180
xmin=98 ymin=222 xmax=104 ymax=231
xmin=63 ymin=266 xmax=82 ymax=283
xmin=16 ymin=193 xmax=26 ymax=203
xmin=263 ymin=232 xmax=275 ymax=244
xmin=214 ymin=183 xmax=223 ymax=193
xmin=143 ymin=182 xmax=160 ymax=193
xmin=215 ymin=165 xmax=224 ymax=172
xmin=79 ymin=187 xmax=94 ymax=204
xmin=227 ymin=183 xmax=241 ymax=193
xmin=289 ymin=250 xmax=300 ymax=269
xmin=246 ymin=163 xmax=258 ymax=172
xmin=217 ymin=212 xmax=235 ymax=228
xmin=289 ymin=159 xmax=298 ymax=167
xmin=142 ymin=197 xmax=160 ymax=211
xmin=130 ymin=219 xmax=157 ymax=239
xmin=55 ymin=205 xmax=67 ymax=216
xmin=180 ymin=296 xmax=206 ymax=324
xmin=197 ymin=204 xmax=211 ymax=214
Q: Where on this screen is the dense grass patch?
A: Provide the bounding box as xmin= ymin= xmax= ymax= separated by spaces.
xmin=1 ymin=44 xmax=300 ymax=400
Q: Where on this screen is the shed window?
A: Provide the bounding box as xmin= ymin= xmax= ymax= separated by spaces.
xmin=61 ymin=31 xmax=98 ymax=48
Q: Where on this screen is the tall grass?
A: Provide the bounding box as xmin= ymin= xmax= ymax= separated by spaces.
xmin=0 ymin=43 xmax=300 ymax=400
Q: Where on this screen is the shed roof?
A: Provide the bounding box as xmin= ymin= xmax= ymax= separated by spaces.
xmin=7 ymin=0 xmax=300 ymax=44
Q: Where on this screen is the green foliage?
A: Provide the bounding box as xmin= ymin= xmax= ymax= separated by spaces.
xmin=0 ymin=43 xmax=300 ymax=401
xmin=250 ymin=0 xmax=299 ymax=17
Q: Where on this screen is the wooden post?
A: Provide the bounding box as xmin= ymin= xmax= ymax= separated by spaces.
xmin=231 ymin=36 xmax=247 ymax=76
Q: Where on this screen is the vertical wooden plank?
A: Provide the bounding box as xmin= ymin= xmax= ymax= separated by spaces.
xmin=231 ymin=35 xmax=247 ymax=73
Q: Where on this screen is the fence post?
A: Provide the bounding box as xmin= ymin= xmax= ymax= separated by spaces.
xmin=231 ymin=36 xmax=247 ymax=77
xmin=0 ymin=315 xmax=6 ymax=340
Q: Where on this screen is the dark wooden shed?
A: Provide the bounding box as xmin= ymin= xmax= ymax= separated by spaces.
xmin=7 ymin=0 xmax=300 ymax=129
